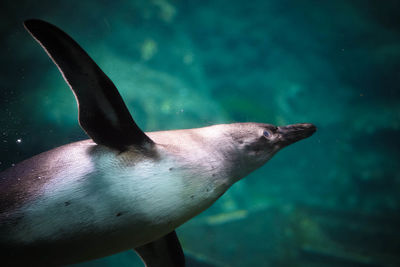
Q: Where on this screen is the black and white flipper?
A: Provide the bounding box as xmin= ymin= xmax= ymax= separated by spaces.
xmin=23 ymin=19 xmax=153 ymax=151
xmin=135 ymin=231 xmax=185 ymax=267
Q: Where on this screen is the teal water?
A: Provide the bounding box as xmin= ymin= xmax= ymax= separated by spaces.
xmin=1 ymin=0 xmax=399 ymax=266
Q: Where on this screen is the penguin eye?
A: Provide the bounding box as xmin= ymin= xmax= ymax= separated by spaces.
xmin=263 ymin=130 xmax=271 ymax=138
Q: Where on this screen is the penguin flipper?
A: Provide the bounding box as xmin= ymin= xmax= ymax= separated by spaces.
xmin=23 ymin=19 xmax=153 ymax=151
xmin=134 ymin=231 xmax=185 ymax=267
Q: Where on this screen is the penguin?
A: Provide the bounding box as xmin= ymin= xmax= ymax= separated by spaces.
xmin=0 ymin=19 xmax=316 ymax=266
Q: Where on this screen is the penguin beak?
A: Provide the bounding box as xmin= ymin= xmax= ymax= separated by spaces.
xmin=277 ymin=123 xmax=317 ymax=147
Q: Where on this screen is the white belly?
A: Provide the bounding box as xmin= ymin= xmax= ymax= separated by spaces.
xmin=8 ymin=143 xmax=226 ymax=256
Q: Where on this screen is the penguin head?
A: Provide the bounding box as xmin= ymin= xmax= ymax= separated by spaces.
xmin=223 ymin=122 xmax=316 ymax=179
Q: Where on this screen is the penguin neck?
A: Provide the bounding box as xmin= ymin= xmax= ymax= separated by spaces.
xmin=146 ymin=128 xmax=241 ymax=192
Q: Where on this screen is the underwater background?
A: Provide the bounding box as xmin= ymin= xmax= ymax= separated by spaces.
xmin=1 ymin=0 xmax=399 ymax=266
